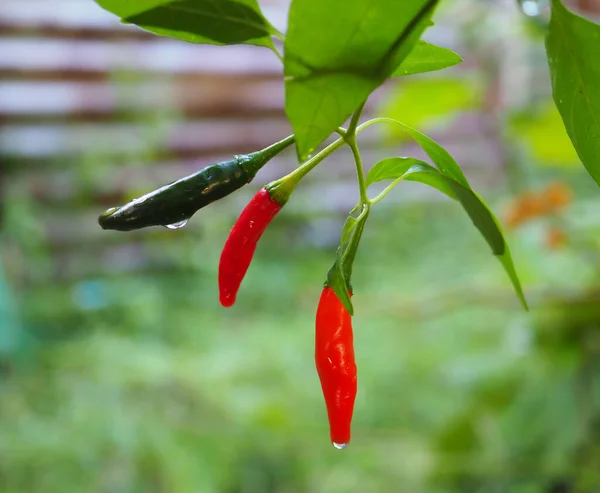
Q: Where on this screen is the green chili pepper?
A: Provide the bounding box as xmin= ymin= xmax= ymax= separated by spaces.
xmin=98 ymin=135 xmax=295 ymax=231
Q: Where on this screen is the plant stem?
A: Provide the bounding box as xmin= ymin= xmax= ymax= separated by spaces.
xmin=357 ymin=116 xmax=394 ymax=133
xmin=272 ymin=44 xmax=284 ymax=63
xmin=370 ymin=176 xmax=407 ymax=205
xmin=267 ymin=137 xmax=346 ymax=204
xmin=344 ymin=102 xmax=369 ymax=206
xmin=268 ymin=114 xmax=379 ymax=205
xmin=346 ymin=102 xmax=365 ymax=137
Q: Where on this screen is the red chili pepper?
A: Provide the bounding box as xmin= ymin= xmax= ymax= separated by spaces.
xmin=315 ymin=286 xmax=357 ymax=449
xmin=219 ymin=187 xmax=282 ymax=307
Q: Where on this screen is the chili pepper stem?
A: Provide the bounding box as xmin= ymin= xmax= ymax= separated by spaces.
xmin=344 ymin=103 xmax=369 ymax=207
xmin=266 ymin=137 xmax=346 ymax=204
xmin=243 ymin=134 xmax=295 ymax=178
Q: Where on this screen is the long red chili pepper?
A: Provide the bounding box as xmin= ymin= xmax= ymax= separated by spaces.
xmin=218 ymin=187 xmax=282 ymax=307
xmin=315 ymin=286 xmax=357 ymax=449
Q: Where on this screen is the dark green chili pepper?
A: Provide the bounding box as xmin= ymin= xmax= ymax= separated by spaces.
xmin=98 ymin=135 xmax=295 ymax=231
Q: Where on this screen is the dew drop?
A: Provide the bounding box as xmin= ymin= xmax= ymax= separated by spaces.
xmin=164 ymin=219 xmax=189 ymax=230
xmin=100 ymin=206 xmax=119 ymax=218
xmin=332 ymin=442 xmax=348 ymax=450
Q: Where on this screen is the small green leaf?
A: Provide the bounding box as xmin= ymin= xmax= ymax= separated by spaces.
xmin=326 ymin=247 xmax=354 ymax=316
xmin=446 ymin=182 xmax=504 ymax=256
xmin=377 ymin=119 xmax=470 ymax=187
xmin=341 ymin=206 xmax=369 ymax=283
xmin=367 ymin=152 xmax=527 ymax=309
xmin=546 ymin=0 xmax=600 ymax=186
xmin=391 ymin=41 xmax=462 ymax=77
xmin=427 ymin=177 xmax=527 ymax=309
xmin=285 ymin=0 xmax=439 ymax=160
xmin=340 ymin=215 xmax=358 ymax=245
xmin=96 ymin=0 xmax=276 ymax=48
xmin=367 ymin=157 xmax=429 ymax=187
xmin=327 ymin=206 xmax=371 ymax=316
xmin=367 ymin=158 xmax=458 ymax=200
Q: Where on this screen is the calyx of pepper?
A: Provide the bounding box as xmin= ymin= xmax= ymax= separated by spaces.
xmin=325 ymin=204 xmax=370 ymax=316
xmin=264 ymin=175 xmax=297 ymax=207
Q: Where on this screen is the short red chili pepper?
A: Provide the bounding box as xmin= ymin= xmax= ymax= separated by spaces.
xmin=315 ymin=286 xmax=357 ymax=449
xmin=219 ymin=187 xmax=282 ymax=307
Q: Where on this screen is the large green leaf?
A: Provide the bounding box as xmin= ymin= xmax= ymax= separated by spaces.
xmin=366 ymin=155 xmax=528 ymax=310
xmin=391 ymin=41 xmax=462 ymax=77
xmin=95 ymin=0 xmax=276 ymax=48
xmin=546 ymin=0 xmax=600 ymax=186
xmin=284 ymin=0 xmax=439 ymax=160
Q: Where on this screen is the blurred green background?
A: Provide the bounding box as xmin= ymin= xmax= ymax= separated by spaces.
xmin=2 ymin=0 xmax=600 ymax=492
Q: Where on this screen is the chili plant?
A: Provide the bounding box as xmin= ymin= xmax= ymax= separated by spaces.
xmin=94 ymin=0 xmax=600 ymax=448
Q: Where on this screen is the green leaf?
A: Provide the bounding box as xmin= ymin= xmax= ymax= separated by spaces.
xmin=546 ymin=0 xmax=600 ymax=186
xmin=374 ymin=119 xmax=470 ymax=187
xmin=284 ymin=0 xmax=439 ymax=160
xmin=446 ymin=183 xmax=504 ymax=256
xmin=326 ymin=247 xmax=354 ymax=316
xmin=95 ymin=0 xmax=276 ymax=48
xmin=367 ymin=158 xmax=458 ymax=200
xmin=391 ymin=41 xmax=462 ymax=77
xmin=327 ymin=206 xmax=371 ymax=316
xmin=340 ymin=215 xmax=358 ymax=245
xmin=367 ymin=153 xmax=527 ymax=310
xmin=366 ymin=157 xmax=424 ymax=186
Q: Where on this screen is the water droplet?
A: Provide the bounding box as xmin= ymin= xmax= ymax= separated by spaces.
xmin=164 ymin=219 xmax=188 ymax=230
xmin=516 ymin=0 xmax=547 ymax=17
xmin=332 ymin=442 xmax=348 ymax=450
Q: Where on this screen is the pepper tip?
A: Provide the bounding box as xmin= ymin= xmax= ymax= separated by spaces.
xmin=219 ymin=293 xmax=236 ymax=308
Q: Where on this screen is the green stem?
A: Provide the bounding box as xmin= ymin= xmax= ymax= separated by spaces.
xmin=267 ymin=115 xmax=382 ymax=206
xmin=346 ymin=102 xmax=364 ymax=136
xmin=357 ymin=116 xmax=394 ymax=133
xmin=244 ymin=134 xmax=295 ymax=177
xmin=266 ymin=137 xmax=345 ymax=205
xmin=370 ymin=176 xmax=408 ymax=205
xmin=347 ymin=139 xmax=369 ymax=205
xmin=344 ymin=102 xmax=369 ymax=206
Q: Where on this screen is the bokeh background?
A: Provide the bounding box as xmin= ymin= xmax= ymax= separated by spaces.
xmin=2 ymin=0 xmax=600 ymax=491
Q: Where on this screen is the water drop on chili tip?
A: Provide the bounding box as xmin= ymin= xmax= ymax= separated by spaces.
xmin=164 ymin=219 xmax=188 ymax=230
xmin=332 ymin=442 xmax=348 ymax=450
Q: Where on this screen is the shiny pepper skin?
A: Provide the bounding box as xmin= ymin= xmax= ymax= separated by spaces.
xmin=315 ymin=286 xmax=357 ymax=449
xmin=219 ymin=188 xmax=282 ymax=307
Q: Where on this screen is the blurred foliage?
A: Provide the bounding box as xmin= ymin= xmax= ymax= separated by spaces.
xmin=509 ymin=100 xmax=580 ymax=167
xmin=378 ymin=76 xmax=482 ymax=138
xmin=3 ymin=181 xmax=600 ymax=491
